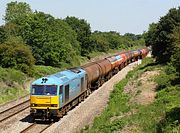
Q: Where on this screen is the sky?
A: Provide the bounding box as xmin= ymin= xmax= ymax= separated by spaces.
xmin=0 ymin=0 xmax=179 ymax=35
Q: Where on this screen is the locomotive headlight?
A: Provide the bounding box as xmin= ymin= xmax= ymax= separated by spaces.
xmin=31 ymin=103 xmax=35 ymax=107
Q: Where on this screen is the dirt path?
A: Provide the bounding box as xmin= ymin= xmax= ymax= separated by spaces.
xmin=44 ymin=62 xmax=139 ymax=133
xmin=119 ymin=70 xmax=160 ymax=133
xmin=124 ymin=70 xmax=160 ymax=105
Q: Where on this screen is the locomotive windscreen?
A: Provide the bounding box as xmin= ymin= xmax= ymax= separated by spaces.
xmin=31 ymin=85 xmax=57 ymax=95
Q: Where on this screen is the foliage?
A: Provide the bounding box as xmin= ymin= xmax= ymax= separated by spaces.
xmin=0 ymin=67 xmax=28 ymax=104
xmin=3 ymin=2 xmax=81 ymax=67
xmin=145 ymin=7 xmax=180 ymax=63
xmin=1 ymin=1 xmax=145 ymax=71
xmin=64 ymin=16 xmax=91 ymax=56
xmin=170 ymin=26 xmax=180 ymax=74
xmin=17 ymin=12 xmax=81 ymax=66
xmin=124 ymin=33 xmax=143 ymax=41
xmin=4 ymin=1 xmax=32 ymax=24
xmin=0 ymin=26 xmax=7 ymax=43
xmin=0 ymin=67 xmax=27 ymax=84
xmin=90 ymin=31 xmax=145 ymax=53
xmin=30 ymin=65 xmax=62 ymax=78
xmin=0 ymin=87 xmax=28 ymax=104
xmin=0 ymin=36 xmax=35 ymax=73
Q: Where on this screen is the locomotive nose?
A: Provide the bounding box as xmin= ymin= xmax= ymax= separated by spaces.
xmin=30 ymin=96 xmax=59 ymax=109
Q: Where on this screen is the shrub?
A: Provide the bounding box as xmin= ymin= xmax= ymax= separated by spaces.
xmin=0 ymin=36 xmax=35 ymax=73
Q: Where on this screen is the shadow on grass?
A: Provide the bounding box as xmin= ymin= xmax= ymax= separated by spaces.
xmin=139 ymin=62 xmax=159 ymax=70
xmin=171 ymin=77 xmax=180 ymax=86
xmin=156 ymin=107 xmax=180 ymax=133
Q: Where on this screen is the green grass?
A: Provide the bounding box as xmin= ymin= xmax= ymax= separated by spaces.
xmin=0 ymin=67 xmax=27 ymax=84
xmin=81 ymin=57 xmax=179 ymax=133
xmin=0 ymin=65 xmax=61 ymax=104
xmin=0 ymin=87 xmax=29 ymax=104
xmin=0 ymin=67 xmax=28 ymax=104
xmin=30 ymin=65 xmax=62 ymax=78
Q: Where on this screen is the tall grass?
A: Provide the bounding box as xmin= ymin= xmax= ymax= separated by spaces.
xmin=0 ymin=65 xmax=61 ymax=104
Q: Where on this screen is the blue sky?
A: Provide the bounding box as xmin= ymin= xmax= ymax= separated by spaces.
xmin=0 ymin=0 xmax=179 ymax=34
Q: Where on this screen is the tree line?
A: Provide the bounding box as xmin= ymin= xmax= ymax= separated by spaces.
xmin=145 ymin=7 xmax=180 ymax=75
xmin=144 ymin=7 xmax=179 ymax=131
xmin=0 ymin=1 xmax=144 ymax=74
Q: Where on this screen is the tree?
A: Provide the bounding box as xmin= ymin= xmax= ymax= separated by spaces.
xmin=3 ymin=2 xmax=81 ymax=67
xmin=90 ymin=32 xmax=110 ymax=52
xmin=145 ymin=7 xmax=180 ymax=63
xmin=90 ymin=31 xmax=143 ymax=52
xmin=170 ymin=26 xmax=180 ymax=73
xmin=64 ymin=16 xmax=91 ymax=55
xmin=124 ymin=33 xmax=142 ymax=41
xmin=0 ymin=26 xmax=7 ymax=43
xmin=0 ymin=36 xmax=35 ymax=73
xmin=4 ymin=1 xmax=32 ymax=24
xmin=18 ymin=12 xmax=80 ymax=66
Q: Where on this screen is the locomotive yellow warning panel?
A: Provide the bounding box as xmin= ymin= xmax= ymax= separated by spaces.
xmin=30 ymin=96 xmax=59 ymax=109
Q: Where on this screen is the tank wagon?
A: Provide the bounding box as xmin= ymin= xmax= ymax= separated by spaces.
xmin=30 ymin=48 xmax=149 ymax=121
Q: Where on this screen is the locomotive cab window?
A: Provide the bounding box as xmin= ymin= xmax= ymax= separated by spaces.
xmin=31 ymin=85 xmax=57 ymax=95
xmin=59 ymin=85 xmax=63 ymax=95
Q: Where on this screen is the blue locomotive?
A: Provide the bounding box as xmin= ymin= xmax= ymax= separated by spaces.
xmin=30 ymin=68 xmax=88 ymax=120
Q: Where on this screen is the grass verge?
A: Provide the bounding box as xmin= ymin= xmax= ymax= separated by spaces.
xmin=0 ymin=65 xmax=61 ymax=104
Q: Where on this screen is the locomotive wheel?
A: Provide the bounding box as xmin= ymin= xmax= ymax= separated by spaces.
xmin=61 ymin=108 xmax=66 ymax=115
xmin=57 ymin=110 xmax=63 ymax=118
xmin=65 ymin=105 xmax=71 ymax=112
xmin=86 ymin=89 xmax=91 ymax=96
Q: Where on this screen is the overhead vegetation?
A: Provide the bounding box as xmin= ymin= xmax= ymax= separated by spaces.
xmin=0 ymin=1 xmax=145 ymax=75
xmin=0 ymin=36 xmax=35 ymax=73
xmin=145 ymin=7 xmax=180 ymax=64
xmin=144 ymin=6 xmax=180 ymax=92
xmin=64 ymin=16 xmax=91 ymax=56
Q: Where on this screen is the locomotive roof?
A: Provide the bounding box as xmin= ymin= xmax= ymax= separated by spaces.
xmin=32 ymin=68 xmax=86 ymax=85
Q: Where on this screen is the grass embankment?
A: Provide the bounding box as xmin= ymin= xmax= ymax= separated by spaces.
xmin=0 ymin=66 xmax=61 ymax=104
xmin=82 ymin=57 xmax=180 ymax=133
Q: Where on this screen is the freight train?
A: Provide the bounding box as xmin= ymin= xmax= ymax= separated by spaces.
xmin=30 ymin=48 xmax=149 ymax=121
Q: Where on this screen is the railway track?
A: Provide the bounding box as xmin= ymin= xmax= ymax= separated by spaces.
xmin=20 ymin=122 xmax=53 ymax=133
xmin=0 ymin=94 xmax=29 ymax=107
xmin=0 ymin=99 xmax=30 ymax=122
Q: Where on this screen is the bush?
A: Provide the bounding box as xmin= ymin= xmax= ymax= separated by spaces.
xmin=0 ymin=67 xmax=26 ymax=84
xmin=0 ymin=36 xmax=35 ymax=73
xmin=30 ymin=65 xmax=61 ymax=78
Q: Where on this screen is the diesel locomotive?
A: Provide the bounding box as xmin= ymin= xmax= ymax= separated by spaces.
xmin=30 ymin=48 xmax=149 ymax=121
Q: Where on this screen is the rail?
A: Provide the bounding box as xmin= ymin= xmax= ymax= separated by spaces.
xmin=0 ymin=99 xmax=30 ymax=122
xmin=20 ymin=122 xmax=53 ymax=133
